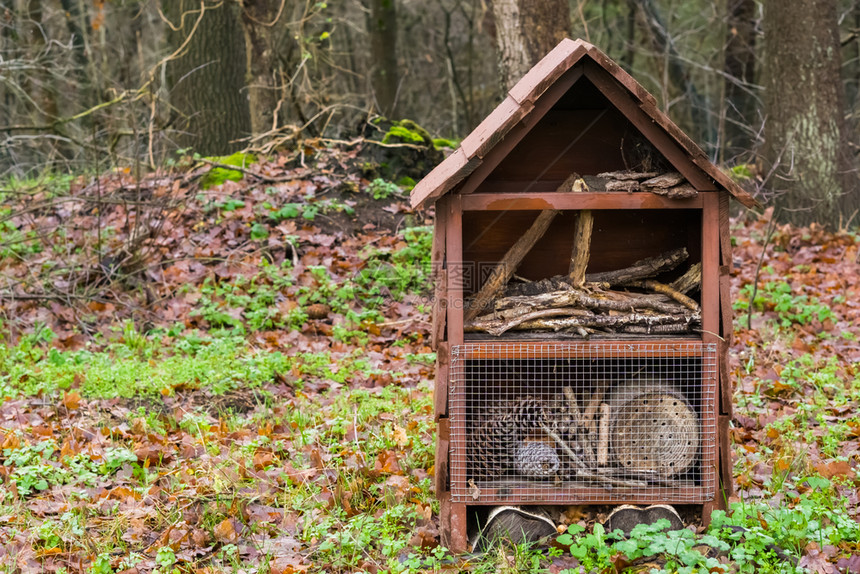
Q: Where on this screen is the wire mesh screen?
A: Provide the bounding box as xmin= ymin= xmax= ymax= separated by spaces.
xmin=449 ymin=342 xmax=717 ymax=504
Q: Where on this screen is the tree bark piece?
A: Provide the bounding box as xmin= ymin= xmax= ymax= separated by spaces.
xmin=646 ymin=183 xmax=698 ymax=199
xmin=597 ymin=170 xmax=659 ymax=180
xmin=640 ymin=172 xmax=685 ymax=190
xmin=585 ymin=248 xmax=689 ymax=286
xmin=669 ymin=262 xmax=702 ymax=295
xmin=605 ymin=180 xmax=640 ymax=192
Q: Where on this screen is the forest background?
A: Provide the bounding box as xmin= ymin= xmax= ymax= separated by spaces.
xmin=2 ymin=1 xmax=860 ymax=573
xmin=2 ymin=0 xmax=859 ymax=226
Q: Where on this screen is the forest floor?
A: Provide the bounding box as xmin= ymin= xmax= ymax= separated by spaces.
xmin=1 ymin=143 xmax=860 ymax=573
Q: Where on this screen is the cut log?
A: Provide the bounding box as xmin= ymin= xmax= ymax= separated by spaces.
xmin=640 ymin=172 xmax=685 ymax=190
xmin=669 ymin=262 xmax=702 ymax=295
xmin=585 ymin=248 xmax=689 ymax=286
xmin=605 ymin=180 xmax=640 ymax=192
xmin=666 ymin=183 xmax=698 ymax=199
xmin=597 ymin=170 xmax=659 ymax=180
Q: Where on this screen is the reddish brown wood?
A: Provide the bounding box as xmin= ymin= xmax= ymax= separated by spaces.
xmin=449 ymin=503 xmax=468 ymax=553
xmin=583 ymin=44 xmax=657 ymax=107
xmin=719 ymin=192 xmax=732 ymax=272
xmin=719 ymin=267 xmax=733 ymax=345
xmin=410 ymin=148 xmax=481 ymax=209
xmin=701 ymin=193 xmax=721 ymax=507
xmin=460 ymin=96 xmax=533 ymax=160
xmin=692 ymin=156 xmax=758 ymax=209
xmin=509 ymin=38 xmax=589 ymax=105
xmin=719 ymin=414 xmax=733 ymax=503
xmin=452 ymin=340 xmax=707 ymax=359
xmin=485 ymin=109 xmax=631 ymax=181
xmin=457 ymin=66 xmax=586 ymax=196
xmin=443 ymin=194 xmax=468 ymax=554
xmin=434 ymin=417 xmax=449 ymax=498
xmin=720 ymin=340 xmax=732 ymax=418
xmin=431 ymin=199 xmax=448 ymax=350
xmin=582 ymin=61 xmax=716 ymax=192
xmin=434 ymin=342 xmax=449 ymax=420
xmin=461 ymin=191 xmax=703 ymax=211
xmin=461 ymin=485 xmax=712 ymax=505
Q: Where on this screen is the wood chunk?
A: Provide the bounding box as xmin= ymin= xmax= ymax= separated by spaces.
xmin=640 ymin=172 xmax=685 ymax=190
xmin=605 ymin=179 xmax=640 ymax=192
xmin=597 ymin=170 xmax=659 ymax=181
xmin=669 ymin=262 xmax=702 ymax=295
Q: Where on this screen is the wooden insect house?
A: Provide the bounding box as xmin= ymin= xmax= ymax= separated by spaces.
xmin=412 ymin=39 xmax=757 ymax=552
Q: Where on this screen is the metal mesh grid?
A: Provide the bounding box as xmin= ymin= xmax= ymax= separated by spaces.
xmin=449 ymin=342 xmax=717 ymax=504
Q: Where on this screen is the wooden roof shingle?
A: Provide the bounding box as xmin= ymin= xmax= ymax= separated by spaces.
xmin=410 ymin=38 xmax=758 ymax=210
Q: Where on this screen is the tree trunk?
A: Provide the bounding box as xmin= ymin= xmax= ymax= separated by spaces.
xmin=491 ymin=0 xmax=571 ymax=92
xmin=632 ymin=0 xmax=712 ymax=148
xmin=368 ymin=0 xmax=398 ymax=117
xmin=241 ymin=0 xmax=283 ymax=136
xmin=762 ymin=0 xmax=857 ymax=227
xmin=165 ymin=0 xmax=252 ymax=155
xmin=722 ymin=0 xmax=758 ymax=158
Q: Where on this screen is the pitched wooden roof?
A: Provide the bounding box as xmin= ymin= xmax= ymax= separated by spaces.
xmin=410 ymin=38 xmax=758 ymax=209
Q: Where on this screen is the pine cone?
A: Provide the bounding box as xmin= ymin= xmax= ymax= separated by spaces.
xmin=468 ymin=411 xmax=520 ymax=479
xmin=504 ymin=397 xmax=551 ymax=433
xmin=468 ymin=397 xmax=555 ymax=480
xmin=514 ymin=440 xmax=560 ymax=478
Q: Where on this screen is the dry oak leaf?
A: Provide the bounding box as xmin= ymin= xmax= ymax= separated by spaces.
xmin=213 ymin=518 xmax=239 ymax=544
xmin=62 ymin=391 xmax=82 ymax=411
xmin=814 ymin=461 xmax=855 ymax=480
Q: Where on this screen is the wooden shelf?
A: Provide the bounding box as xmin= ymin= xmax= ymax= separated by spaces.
xmin=453 ymin=483 xmax=714 ymax=505
xmin=461 ymin=191 xmax=704 ymax=211
xmin=453 ymin=339 xmax=710 ymax=359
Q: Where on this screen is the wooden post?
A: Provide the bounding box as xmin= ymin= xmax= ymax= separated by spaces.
xmin=444 ymin=194 xmax=468 ymax=553
xmin=701 ymin=192 xmax=722 ymax=524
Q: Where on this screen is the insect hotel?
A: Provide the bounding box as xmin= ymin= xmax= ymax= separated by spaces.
xmin=412 ymin=39 xmax=757 ymax=552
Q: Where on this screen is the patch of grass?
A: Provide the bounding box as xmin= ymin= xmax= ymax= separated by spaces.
xmin=735 ymin=280 xmax=834 ymax=328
